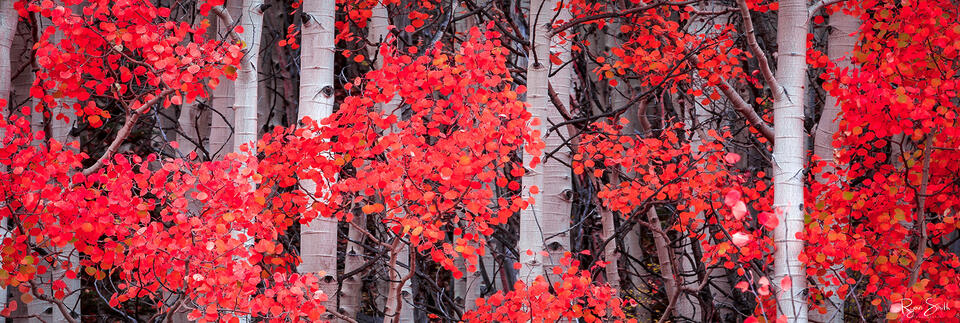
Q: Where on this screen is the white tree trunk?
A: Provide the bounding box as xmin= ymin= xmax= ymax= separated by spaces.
xmin=384 ymin=243 xmax=415 ymax=323
xmin=683 ymin=4 xmax=743 ymax=320
xmin=297 ymin=0 xmax=338 ymax=320
xmin=518 ymin=0 xmax=573 ymax=284
xmin=177 ymin=101 xmax=205 ymax=158
xmin=810 ymin=10 xmax=858 ymax=323
xmin=647 ymin=207 xmax=682 ymax=312
xmin=773 ymin=1 xmax=809 ymax=321
xmin=208 ymin=3 xmax=239 ymax=160
xmin=232 ymin=0 xmax=263 ymax=152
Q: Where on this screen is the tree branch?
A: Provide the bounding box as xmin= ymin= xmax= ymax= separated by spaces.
xmin=735 ymin=0 xmax=781 ymax=101
xmin=209 ymin=5 xmax=242 ymax=42
xmin=551 ymin=0 xmax=698 ymax=36
xmin=82 ymin=89 xmax=175 ymax=176
xmin=808 ymin=0 xmax=848 ymax=16
xmin=717 ymin=80 xmax=775 ymax=142
xmin=28 ymin=279 xmax=78 ymax=323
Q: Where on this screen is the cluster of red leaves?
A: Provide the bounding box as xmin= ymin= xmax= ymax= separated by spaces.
xmin=463 ymin=254 xmax=631 ymax=323
xmin=0 ymin=112 xmax=332 ymax=321
xmin=305 ymin=25 xmax=536 ymax=278
xmin=805 ymin=0 xmax=960 ymax=319
xmin=576 ymin=121 xmax=775 ymax=266
xmin=574 ymin=119 xmax=786 ymax=318
xmin=18 ymin=0 xmax=238 ymax=127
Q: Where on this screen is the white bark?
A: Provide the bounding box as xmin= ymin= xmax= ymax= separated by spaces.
xmin=232 ymin=0 xmax=263 ymax=153
xmin=684 ymin=4 xmax=742 ymax=320
xmin=384 ymin=243 xmax=415 ymax=323
xmin=296 ymin=0 xmax=338 ymax=320
xmin=647 ymin=207 xmax=681 ymax=311
xmin=773 ymin=1 xmax=809 ymax=321
xmin=177 ymin=101 xmax=205 ymax=158
xmin=518 ymin=0 xmax=573 ymax=284
xmin=208 ymin=3 xmax=239 ymax=160
xmin=809 ymin=10 xmax=858 ymax=323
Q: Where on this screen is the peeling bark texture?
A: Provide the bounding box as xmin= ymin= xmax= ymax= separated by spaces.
xmin=773 ymin=0 xmax=809 ymax=321
xmin=296 ymin=0 xmax=338 ymax=320
xmin=518 ymin=0 xmax=573 ymax=284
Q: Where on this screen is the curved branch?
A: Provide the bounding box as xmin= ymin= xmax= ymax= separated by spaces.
xmin=808 ymin=0 xmax=848 ymax=16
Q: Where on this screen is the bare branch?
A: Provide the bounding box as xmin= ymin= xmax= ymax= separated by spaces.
xmin=735 ymin=0 xmax=781 ymax=101
xmin=83 ymin=89 xmax=176 ymax=176
xmin=808 ymin=0 xmax=848 ymax=16
xmin=209 ymin=5 xmax=242 ymax=42
xmin=717 ymin=80 xmax=775 ymax=142
xmin=551 ymin=0 xmax=698 ymax=36
xmin=28 ymin=279 xmax=78 ymax=323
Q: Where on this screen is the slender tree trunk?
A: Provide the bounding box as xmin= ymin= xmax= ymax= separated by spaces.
xmin=297 ymin=0 xmax=338 ymax=320
xmin=0 ymin=0 xmax=16 ymax=314
xmin=232 ymin=0 xmax=263 ymax=152
xmin=176 ymin=101 xmax=203 ymax=158
xmin=773 ymin=1 xmax=809 ymax=321
xmin=683 ymin=4 xmax=742 ymax=320
xmin=810 ymin=10 xmax=858 ymax=323
xmin=518 ymin=0 xmax=573 ymax=284
xmin=647 ymin=207 xmax=681 ymax=311
xmin=384 ymin=243 xmax=416 ymax=323
xmin=208 ymin=4 xmax=239 ymax=160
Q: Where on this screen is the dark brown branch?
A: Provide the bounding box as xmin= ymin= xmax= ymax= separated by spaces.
xmin=551 ymin=0 xmax=698 ymax=36
xmin=716 ymin=80 xmax=775 ymax=142
xmin=82 ymin=89 xmax=176 ymax=176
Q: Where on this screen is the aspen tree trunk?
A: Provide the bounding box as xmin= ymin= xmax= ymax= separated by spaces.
xmin=682 ymin=4 xmax=740 ymax=320
xmin=647 ymin=207 xmax=682 ymax=311
xmin=384 ymin=244 xmax=416 ymax=323
xmin=773 ymin=1 xmax=809 ymax=321
xmin=337 ymin=2 xmax=393 ymax=319
xmin=0 ymin=0 xmax=15 ymax=314
xmin=368 ymin=1 xmax=392 ymax=308
xmin=462 ymin=235 xmax=494 ymax=312
xmin=232 ymin=0 xmax=262 ymax=152
xmin=518 ymin=0 xmax=573 ymax=283
xmin=209 ymin=3 xmax=239 ymax=159
xmin=596 ymin=21 xmax=622 ymax=296
xmin=297 ymin=0 xmax=338 ymax=320
xmin=366 ymin=3 xmax=418 ymax=321
xmin=177 ymin=102 xmax=203 ymax=157
xmin=809 ymin=10 xmax=858 ymax=323
xmin=605 ymin=24 xmax=652 ymax=318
